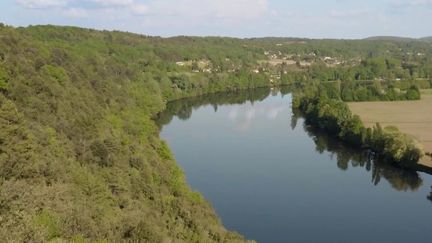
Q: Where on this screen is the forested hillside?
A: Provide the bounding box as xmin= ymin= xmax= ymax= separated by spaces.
xmin=0 ymin=24 xmax=431 ymax=242
xmin=0 ymin=24 xmax=262 ymax=242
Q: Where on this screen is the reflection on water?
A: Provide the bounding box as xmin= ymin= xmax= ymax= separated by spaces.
xmin=156 ymin=87 xmax=278 ymax=127
xmin=157 ymin=88 xmax=425 ymax=193
xmin=157 ymin=87 xmax=432 ymax=243
xmin=228 ymin=101 xmax=288 ymax=131
xmin=302 ymin=122 xmax=423 ymax=192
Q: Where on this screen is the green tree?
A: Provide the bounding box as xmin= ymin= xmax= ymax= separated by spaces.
xmin=405 ymin=85 xmax=421 ymax=100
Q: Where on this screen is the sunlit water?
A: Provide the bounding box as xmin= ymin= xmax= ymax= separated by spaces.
xmin=156 ymin=88 xmax=432 ymax=243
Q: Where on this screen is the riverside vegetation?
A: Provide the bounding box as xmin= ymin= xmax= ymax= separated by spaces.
xmin=293 ymin=84 xmax=423 ymax=168
xmin=0 ymin=23 xmax=431 ymax=241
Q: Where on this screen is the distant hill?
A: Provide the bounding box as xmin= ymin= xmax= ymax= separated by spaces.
xmin=420 ymin=36 xmax=432 ymax=42
xmin=364 ymin=36 xmax=416 ymax=42
xmin=365 ymin=36 xmax=432 ymax=43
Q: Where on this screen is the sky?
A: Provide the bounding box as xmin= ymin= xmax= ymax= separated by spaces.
xmin=0 ymin=0 xmax=431 ymax=38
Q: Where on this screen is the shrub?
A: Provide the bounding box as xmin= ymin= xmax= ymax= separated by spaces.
xmin=405 ymin=85 xmax=421 ymax=100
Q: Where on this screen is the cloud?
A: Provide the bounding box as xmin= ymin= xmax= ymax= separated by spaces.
xmin=201 ymin=0 xmax=269 ymax=19
xmin=16 ymin=0 xmax=68 ymax=8
xmin=391 ymin=0 xmax=432 ymax=8
xmin=62 ymin=7 xmax=88 ymax=17
xmin=328 ymin=8 xmax=388 ymax=23
xmin=84 ymin=0 xmax=150 ymax=18
xmin=130 ymin=3 xmax=148 ymax=15
xmin=89 ymin=0 xmax=134 ymax=7
xmin=145 ymin=0 xmax=269 ymax=21
xmin=330 ymin=9 xmax=371 ymax=18
xmin=11 ymin=0 xmax=428 ymax=38
xmin=15 ymin=0 xmax=268 ymax=20
xmin=13 ymin=0 xmax=270 ymax=31
xmin=15 ymin=0 xmax=148 ymax=18
xmin=15 ymin=0 xmax=141 ymax=10
xmin=227 ymin=102 xmax=288 ymax=132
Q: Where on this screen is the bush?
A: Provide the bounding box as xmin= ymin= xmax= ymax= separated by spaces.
xmin=405 ymin=85 xmax=421 ymax=100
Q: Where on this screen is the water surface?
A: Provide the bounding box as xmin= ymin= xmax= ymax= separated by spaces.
xmin=157 ymin=88 xmax=432 ymax=243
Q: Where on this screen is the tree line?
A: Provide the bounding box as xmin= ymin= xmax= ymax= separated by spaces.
xmin=293 ymin=87 xmax=424 ymax=168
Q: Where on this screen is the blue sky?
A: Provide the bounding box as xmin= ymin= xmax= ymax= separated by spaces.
xmin=1 ymin=0 xmax=431 ymax=38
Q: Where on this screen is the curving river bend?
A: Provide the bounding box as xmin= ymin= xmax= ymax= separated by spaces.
xmin=156 ymin=88 xmax=432 ymax=243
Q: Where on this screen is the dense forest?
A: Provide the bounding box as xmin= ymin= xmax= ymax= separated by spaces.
xmin=0 ymin=23 xmax=431 ymax=242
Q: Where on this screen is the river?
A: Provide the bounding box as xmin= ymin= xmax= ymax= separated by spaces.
xmin=156 ymin=88 xmax=432 ymax=243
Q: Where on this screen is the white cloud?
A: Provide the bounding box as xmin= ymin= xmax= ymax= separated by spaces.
xmin=130 ymin=3 xmax=149 ymax=15
xmin=89 ymin=0 xmax=134 ymax=7
xmin=15 ymin=0 xmax=269 ymax=24
xmin=62 ymin=7 xmax=88 ymax=17
xmin=7 ymin=0 xmax=432 ymax=38
xmin=391 ymin=0 xmax=432 ymax=8
xmin=146 ymin=0 xmax=269 ymax=21
xmin=228 ymin=102 xmax=288 ymax=132
xmin=15 ymin=0 xmax=149 ymax=18
xmin=326 ymin=8 xmax=388 ymax=25
xmin=201 ymin=0 xmax=269 ymax=19
xmin=330 ymin=9 xmax=371 ymax=18
xmin=16 ymin=0 xmax=68 ymax=8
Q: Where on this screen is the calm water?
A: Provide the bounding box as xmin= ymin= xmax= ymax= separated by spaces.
xmin=156 ymin=88 xmax=432 ymax=243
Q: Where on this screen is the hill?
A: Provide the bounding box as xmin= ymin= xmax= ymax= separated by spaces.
xmin=0 ymin=24 xmax=260 ymax=242
xmin=420 ymin=36 xmax=432 ymax=42
xmin=364 ymin=36 xmax=416 ymax=42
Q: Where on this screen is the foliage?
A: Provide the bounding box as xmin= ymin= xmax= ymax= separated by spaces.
xmin=301 ymin=123 xmax=423 ymax=192
xmin=0 ymin=23 xmax=431 ymax=241
xmin=295 ymin=93 xmax=424 ymax=167
xmin=405 ymin=85 xmax=421 ymax=100
xmin=0 ymin=67 xmax=8 ymax=92
xmin=0 ymin=24 xmax=258 ymax=242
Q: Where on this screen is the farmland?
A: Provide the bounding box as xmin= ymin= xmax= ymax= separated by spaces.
xmin=349 ymin=93 xmax=432 ymax=167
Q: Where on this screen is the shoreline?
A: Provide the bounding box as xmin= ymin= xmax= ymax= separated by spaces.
xmin=348 ymin=94 xmax=432 ymax=169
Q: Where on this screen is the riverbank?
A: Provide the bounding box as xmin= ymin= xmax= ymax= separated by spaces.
xmin=158 ymin=89 xmax=432 ymax=243
xmin=348 ymin=94 xmax=432 ymax=168
xmin=294 ymin=94 xmax=424 ymax=170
